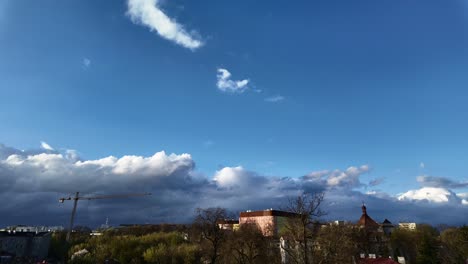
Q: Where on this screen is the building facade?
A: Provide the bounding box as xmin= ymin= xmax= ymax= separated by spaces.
xmin=239 ymin=209 xmax=299 ymax=236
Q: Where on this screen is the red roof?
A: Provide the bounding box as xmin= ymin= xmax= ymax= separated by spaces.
xmin=357 ymin=205 xmax=379 ymax=228
xmin=359 ymin=258 xmax=399 ymax=264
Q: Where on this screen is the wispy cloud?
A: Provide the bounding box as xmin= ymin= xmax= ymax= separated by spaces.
xmin=82 ymin=58 xmax=91 ymax=68
xmin=420 ymin=162 xmax=425 ymax=169
xmin=216 ymin=68 xmax=249 ymax=93
xmin=127 ymin=0 xmax=203 ymax=50
xmin=264 ymin=95 xmax=284 ymax=103
xmin=369 ymin=177 xmax=385 ymax=187
xmin=203 ymin=140 xmax=214 ymax=148
xmin=417 ymin=175 xmax=468 ymax=189
xmin=40 ymin=141 xmax=54 ymax=151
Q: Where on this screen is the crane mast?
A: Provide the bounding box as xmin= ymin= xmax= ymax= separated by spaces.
xmin=59 ymin=192 xmax=151 ymax=241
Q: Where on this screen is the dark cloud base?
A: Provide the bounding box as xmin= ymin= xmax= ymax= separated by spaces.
xmin=0 ymin=144 xmax=466 ymax=228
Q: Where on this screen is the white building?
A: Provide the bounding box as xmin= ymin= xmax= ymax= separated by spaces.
xmin=398 ymin=222 xmax=416 ymax=231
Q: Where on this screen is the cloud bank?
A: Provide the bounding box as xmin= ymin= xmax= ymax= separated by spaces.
xmin=127 ymin=0 xmax=203 ymax=50
xmin=0 ymin=143 xmax=466 ymax=227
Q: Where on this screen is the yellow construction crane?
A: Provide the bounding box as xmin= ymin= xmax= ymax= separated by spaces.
xmin=59 ymin=192 xmax=151 ymax=241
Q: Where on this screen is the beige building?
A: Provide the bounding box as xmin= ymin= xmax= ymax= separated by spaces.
xmin=239 ymin=209 xmax=299 ymax=236
xmin=217 ymin=219 xmax=240 ymax=231
xmin=398 ymin=222 xmax=416 ymax=230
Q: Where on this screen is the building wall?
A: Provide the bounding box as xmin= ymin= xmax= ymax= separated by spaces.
xmin=0 ymin=233 xmax=51 ymax=258
xmin=240 ymin=215 xmax=275 ymax=236
xmin=398 ymin=223 xmax=416 ymax=230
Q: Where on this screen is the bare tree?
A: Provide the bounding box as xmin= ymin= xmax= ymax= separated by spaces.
xmin=280 ymin=192 xmax=326 ymax=264
xmin=193 ymin=207 xmax=230 ymax=264
xmin=226 ymin=223 xmax=278 ymax=264
xmin=314 ymin=224 xmax=357 ymax=264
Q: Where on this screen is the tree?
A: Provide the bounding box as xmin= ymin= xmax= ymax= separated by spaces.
xmin=390 ymin=228 xmax=418 ymax=263
xmin=225 ymin=223 xmax=280 ymax=264
xmin=193 ymin=207 xmax=231 ymax=264
xmin=391 ymin=224 xmax=441 ymax=264
xmin=314 ymin=224 xmax=358 ymax=264
xmin=280 ymin=192 xmax=326 ymax=264
xmin=439 ymin=226 xmax=468 ymax=264
xmin=414 ymin=224 xmax=439 ymax=264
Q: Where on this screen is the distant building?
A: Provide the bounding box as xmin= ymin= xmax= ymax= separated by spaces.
xmin=5 ymin=225 xmax=63 ymax=233
xmin=398 ymin=223 xmax=416 ymax=231
xmin=381 ymin=219 xmax=394 ymax=235
xmin=357 ymin=205 xmax=380 ymax=229
xmin=217 ymin=219 xmax=239 ymax=231
xmin=0 ymin=231 xmax=51 ymax=259
xmin=356 ymin=204 xmax=393 ymax=257
xmin=239 ymin=209 xmax=299 ymax=236
xmin=331 ymin=220 xmax=345 ymax=226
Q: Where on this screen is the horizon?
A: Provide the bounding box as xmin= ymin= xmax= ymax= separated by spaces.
xmin=0 ymin=0 xmax=467 ymax=228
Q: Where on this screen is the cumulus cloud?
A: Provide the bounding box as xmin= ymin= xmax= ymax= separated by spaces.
xmin=416 ymin=175 xmax=468 ymax=189
xmin=216 ymin=68 xmax=249 ymax=93
xmin=301 ymin=165 xmax=371 ymax=193
xmin=127 ymin=0 xmax=203 ymax=50
xmin=214 ymin=166 xmax=267 ymax=190
xmin=0 ymin=144 xmax=466 ymax=227
xmin=0 ymin=144 xmax=202 ymax=226
xmin=397 ymin=187 xmax=462 ymax=204
xmin=1 ymin=150 xmax=194 ymax=193
xmin=264 ymin=95 xmax=285 ymax=103
xmin=327 ymin=165 xmax=370 ymax=187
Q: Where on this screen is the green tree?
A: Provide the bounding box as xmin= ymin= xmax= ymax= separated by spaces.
xmin=415 ymin=224 xmax=440 ymax=264
xmin=439 ymin=226 xmax=468 ymax=264
xmin=391 ymin=228 xmax=418 ymax=263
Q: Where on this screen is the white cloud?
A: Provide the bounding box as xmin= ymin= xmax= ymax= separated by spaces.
xmin=326 ymin=165 xmax=370 ymax=188
xmin=302 ymin=165 xmax=371 ymax=191
xmin=397 ymin=187 xmax=463 ymax=204
xmin=1 ymin=150 xmax=194 ymax=193
xmin=214 ymin=166 xmax=265 ymax=190
xmin=216 ymin=68 xmax=249 ymax=93
xmin=82 ymin=58 xmax=91 ymax=68
xmin=40 ymin=141 xmax=54 ymax=151
xmin=264 ymin=95 xmax=285 ymax=103
xmin=304 ymin=170 xmax=330 ymax=179
xmin=127 ymin=0 xmax=203 ymax=50
xmin=1 ymin=143 xmax=467 ymax=226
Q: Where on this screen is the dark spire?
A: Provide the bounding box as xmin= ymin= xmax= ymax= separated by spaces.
xmin=361 ymin=203 xmax=367 ymax=215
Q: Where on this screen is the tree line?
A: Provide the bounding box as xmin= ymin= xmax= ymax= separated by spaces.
xmin=48 ymin=193 xmax=467 ymax=264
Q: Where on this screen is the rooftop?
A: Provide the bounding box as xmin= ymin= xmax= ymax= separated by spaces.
xmin=357 ymin=205 xmax=380 ymax=228
xmin=240 ymin=209 xmax=300 ymax=218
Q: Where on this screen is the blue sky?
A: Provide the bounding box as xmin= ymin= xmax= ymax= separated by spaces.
xmin=0 ymin=0 xmax=467 ymax=226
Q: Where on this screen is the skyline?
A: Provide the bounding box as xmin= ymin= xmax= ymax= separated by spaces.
xmin=0 ymin=0 xmax=467 ymax=226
